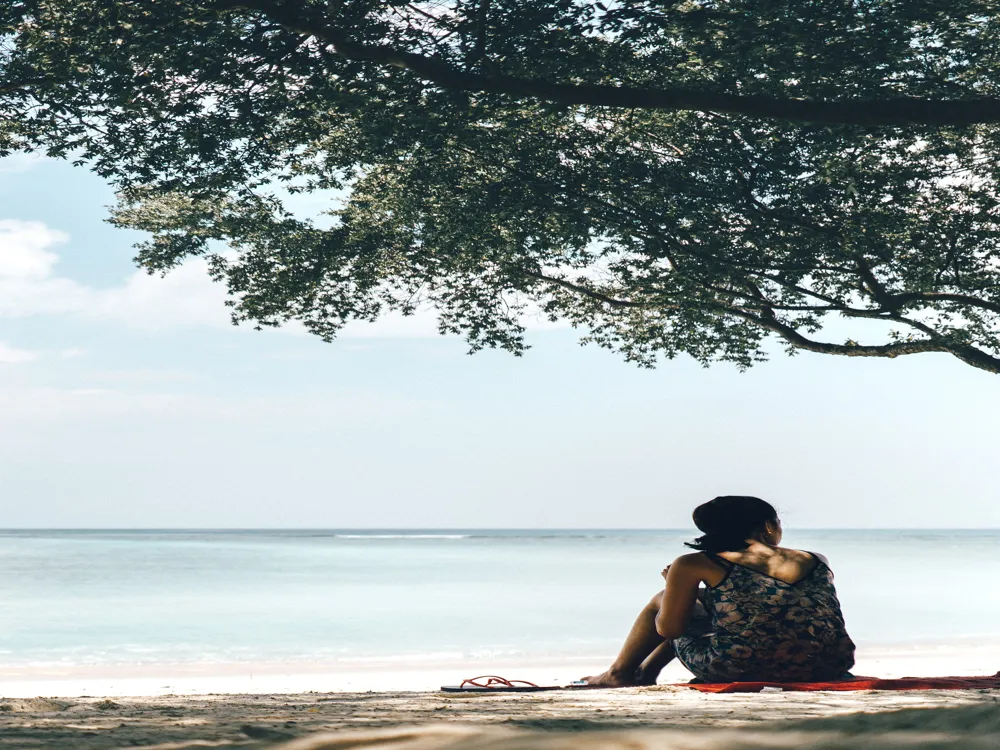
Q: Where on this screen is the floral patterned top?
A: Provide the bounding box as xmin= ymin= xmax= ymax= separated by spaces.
xmin=673 ymin=552 xmax=856 ymax=682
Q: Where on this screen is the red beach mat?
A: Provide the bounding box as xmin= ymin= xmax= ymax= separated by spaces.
xmin=680 ymin=672 xmax=1000 ymax=693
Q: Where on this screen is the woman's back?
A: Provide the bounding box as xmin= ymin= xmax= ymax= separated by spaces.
xmin=712 ymin=545 xmax=821 ymax=586
xmin=675 ymin=548 xmax=856 ymax=682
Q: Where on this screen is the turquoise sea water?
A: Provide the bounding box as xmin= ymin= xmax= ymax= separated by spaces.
xmin=0 ymin=529 xmax=996 ymax=668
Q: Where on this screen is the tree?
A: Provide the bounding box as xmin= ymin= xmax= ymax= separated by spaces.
xmin=4 ymin=0 xmax=1000 ymax=372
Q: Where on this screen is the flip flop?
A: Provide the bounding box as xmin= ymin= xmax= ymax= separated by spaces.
xmin=440 ymin=675 xmax=563 ymax=692
xmin=440 ymin=676 xmax=616 ymax=692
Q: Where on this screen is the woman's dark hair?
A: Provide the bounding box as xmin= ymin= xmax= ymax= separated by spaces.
xmin=685 ymin=496 xmax=779 ymax=553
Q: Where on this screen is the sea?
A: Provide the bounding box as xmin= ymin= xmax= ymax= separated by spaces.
xmin=1 ymin=529 xmax=996 ymax=676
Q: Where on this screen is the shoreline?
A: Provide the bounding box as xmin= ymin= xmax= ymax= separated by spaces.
xmin=3 ymin=641 xmax=999 ymax=698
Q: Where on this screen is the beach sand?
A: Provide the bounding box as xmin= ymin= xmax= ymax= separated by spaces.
xmin=2 ymin=684 xmax=999 ymax=749
xmin=5 ymin=641 xmax=999 ymax=698
xmin=2 ymin=648 xmax=999 ymax=748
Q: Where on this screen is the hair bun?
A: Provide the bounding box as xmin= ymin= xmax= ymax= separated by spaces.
xmin=685 ymin=496 xmax=778 ymax=553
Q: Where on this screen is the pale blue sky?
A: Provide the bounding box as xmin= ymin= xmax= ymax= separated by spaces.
xmin=0 ymin=155 xmax=997 ymax=528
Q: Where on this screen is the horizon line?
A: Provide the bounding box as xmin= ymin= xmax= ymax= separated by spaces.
xmin=2 ymin=527 xmax=997 ymax=532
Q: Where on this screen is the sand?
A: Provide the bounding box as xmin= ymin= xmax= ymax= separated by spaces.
xmin=1 ymin=685 xmax=999 ymax=749
xmin=5 ymin=640 xmax=1000 ymax=698
xmin=3 ymin=647 xmax=999 ymax=748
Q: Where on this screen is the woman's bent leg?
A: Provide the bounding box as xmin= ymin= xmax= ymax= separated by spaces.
xmin=584 ymin=591 xmax=674 ymax=686
xmin=635 ymin=640 xmax=676 ymax=684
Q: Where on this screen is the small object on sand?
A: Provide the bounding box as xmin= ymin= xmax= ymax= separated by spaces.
xmin=442 ymin=676 xmax=610 ymax=692
xmin=759 ymin=686 xmax=784 ymax=693
xmin=441 ymin=675 xmax=562 ymax=693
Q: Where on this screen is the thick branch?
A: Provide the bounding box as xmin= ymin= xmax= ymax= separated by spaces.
xmin=727 ymin=305 xmax=1000 ymax=374
xmin=222 ymin=0 xmax=1000 ymax=126
xmin=521 ymin=268 xmax=1000 ymax=373
xmin=741 ymin=275 xmax=950 ymax=342
xmin=736 ymin=306 xmax=928 ymax=355
xmin=855 ymin=257 xmax=893 ymax=307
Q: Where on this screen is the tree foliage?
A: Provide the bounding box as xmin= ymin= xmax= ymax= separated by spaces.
xmin=3 ymin=0 xmax=1000 ymax=372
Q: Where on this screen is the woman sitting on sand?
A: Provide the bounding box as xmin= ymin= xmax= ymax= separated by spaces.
xmin=586 ymin=496 xmax=856 ymax=686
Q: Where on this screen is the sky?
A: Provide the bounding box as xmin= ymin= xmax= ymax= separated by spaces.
xmin=0 ymin=153 xmax=997 ymax=529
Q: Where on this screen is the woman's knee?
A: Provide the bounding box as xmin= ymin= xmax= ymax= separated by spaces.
xmin=646 ymin=590 xmax=665 ymax=611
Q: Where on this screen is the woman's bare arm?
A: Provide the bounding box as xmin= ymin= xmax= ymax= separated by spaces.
xmin=653 ymin=555 xmax=705 ymax=639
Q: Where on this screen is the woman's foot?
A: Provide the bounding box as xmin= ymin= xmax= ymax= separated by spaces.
xmin=582 ymin=668 xmax=650 ymax=687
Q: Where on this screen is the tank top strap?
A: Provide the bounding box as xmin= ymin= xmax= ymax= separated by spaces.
xmin=802 ymin=549 xmax=833 ymax=583
xmin=801 ymin=550 xmax=826 ymax=569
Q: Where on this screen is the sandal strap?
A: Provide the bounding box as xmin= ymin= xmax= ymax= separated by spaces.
xmin=459 ymin=675 xmax=541 ymax=689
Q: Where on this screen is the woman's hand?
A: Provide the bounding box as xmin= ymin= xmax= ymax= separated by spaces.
xmin=661 ymin=565 xmax=671 ymax=583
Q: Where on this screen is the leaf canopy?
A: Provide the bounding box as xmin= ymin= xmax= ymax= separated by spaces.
xmin=3 ymin=0 xmax=1000 ymax=371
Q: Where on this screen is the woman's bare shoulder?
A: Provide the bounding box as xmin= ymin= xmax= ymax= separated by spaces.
xmin=781 ymin=547 xmax=830 ymax=566
xmin=671 ymin=552 xmax=720 ymax=570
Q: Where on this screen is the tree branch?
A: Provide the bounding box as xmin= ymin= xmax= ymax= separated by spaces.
xmin=891 ymin=291 xmax=1000 ymax=316
xmin=220 ymin=0 xmax=1000 ymax=126
xmin=723 ymin=303 xmax=1000 ymax=373
xmin=0 ymin=77 xmax=56 ymax=95
xmin=854 ymin=256 xmax=894 ymax=307
xmin=757 ymin=274 xmax=856 ymax=309
xmin=734 ymin=306 xmax=923 ymax=355
xmin=520 ymin=269 xmax=653 ymax=309
xmin=743 ymin=274 xmax=950 ymax=341
xmin=472 ymin=0 xmax=490 ymax=66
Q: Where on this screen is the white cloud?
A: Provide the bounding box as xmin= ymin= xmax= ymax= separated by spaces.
xmin=0 ymin=218 xmax=567 ymax=337
xmin=88 ymin=260 xmax=232 ymax=329
xmin=0 ymin=219 xmax=231 ymax=329
xmin=0 ymin=342 xmax=39 ymax=364
xmin=0 ymin=219 xmax=67 ymax=279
